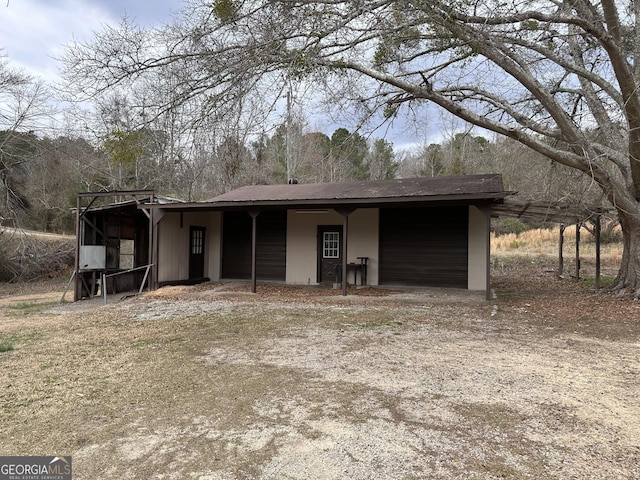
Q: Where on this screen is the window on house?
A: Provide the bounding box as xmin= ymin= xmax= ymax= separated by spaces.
xmin=119 ymin=239 xmax=135 ymax=269
xmin=323 ymin=232 xmax=340 ymax=258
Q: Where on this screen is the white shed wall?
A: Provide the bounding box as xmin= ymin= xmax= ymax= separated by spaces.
xmin=286 ymin=208 xmax=379 ymax=285
xmin=468 ymin=205 xmax=490 ymax=291
xmin=157 ymin=211 xmax=221 ymax=283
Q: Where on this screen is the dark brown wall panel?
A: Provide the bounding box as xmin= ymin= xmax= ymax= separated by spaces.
xmin=379 ymin=207 xmax=468 ymax=288
xmin=255 ymin=210 xmax=287 ymax=280
xmin=222 ymin=210 xmax=287 ymax=280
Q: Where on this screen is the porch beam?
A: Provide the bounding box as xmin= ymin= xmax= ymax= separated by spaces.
xmin=77 ymin=190 xmax=154 ymax=198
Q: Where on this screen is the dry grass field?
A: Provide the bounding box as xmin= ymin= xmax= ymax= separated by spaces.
xmin=0 ymin=228 xmax=638 ymax=479
xmin=492 ymin=224 xmax=622 ymax=282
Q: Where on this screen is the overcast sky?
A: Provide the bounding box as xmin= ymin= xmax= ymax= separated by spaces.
xmin=0 ymin=0 xmax=182 ymax=79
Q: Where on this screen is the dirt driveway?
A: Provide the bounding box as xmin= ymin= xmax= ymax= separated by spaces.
xmin=0 ymin=275 xmax=639 ymax=479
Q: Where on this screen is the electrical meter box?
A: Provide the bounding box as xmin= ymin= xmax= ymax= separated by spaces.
xmin=79 ymin=245 xmax=106 ymax=270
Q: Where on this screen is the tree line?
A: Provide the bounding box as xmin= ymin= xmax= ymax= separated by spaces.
xmin=1 ymin=123 xmax=603 ymax=236
xmin=0 ymin=53 xmax=605 ymax=234
xmin=1 ymin=56 xmax=604 ymax=237
xmin=1 ymin=103 xmax=401 ymax=233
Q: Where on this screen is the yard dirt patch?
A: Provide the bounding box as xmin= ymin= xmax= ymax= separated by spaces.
xmin=0 ymin=269 xmax=639 ymax=479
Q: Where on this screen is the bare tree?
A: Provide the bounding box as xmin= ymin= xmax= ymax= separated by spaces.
xmin=0 ymin=54 xmax=51 ymax=227
xmin=61 ymin=1 xmax=640 ymax=294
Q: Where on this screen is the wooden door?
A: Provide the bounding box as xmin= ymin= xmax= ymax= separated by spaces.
xmin=317 ymin=226 xmax=342 ymax=284
xmin=189 ymin=226 xmax=206 ymax=279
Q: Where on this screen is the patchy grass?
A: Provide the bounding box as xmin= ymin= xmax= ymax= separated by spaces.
xmin=580 ymin=274 xmax=616 ymax=288
xmin=4 ymin=300 xmax=59 ymax=316
xmin=0 ymin=339 xmax=14 ymax=353
xmin=0 ymin=330 xmax=45 ymax=353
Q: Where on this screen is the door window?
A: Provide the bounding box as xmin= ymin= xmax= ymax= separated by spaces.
xmin=191 ymin=228 xmax=204 ymax=255
xmin=323 ymin=232 xmax=340 ymax=258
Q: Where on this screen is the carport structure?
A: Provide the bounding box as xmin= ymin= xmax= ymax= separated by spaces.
xmin=72 ymin=191 xmax=184 ymax=301
xmin=492 ymin=198 xmax=613 ymax=286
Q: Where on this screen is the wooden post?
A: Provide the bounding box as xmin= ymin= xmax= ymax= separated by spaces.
xmin=575 ymin=222 xmax=581 ymax=281
xmin=342 ymin=213 xmax=349 ymax=296
xmin=558 ymin=224 xmax=565 ymax=277
xmin=595 ymin=215 xmax=601 ymax=288
xmin=482 ymin=205 xmax=491 ymax=301
xmin=248 ymin=210 xmax=260 ymax=294
xmin=334 ymin=207 xmax=355 ymax=296
xmin=148 ymin=201 xmax=155 ymax=291
xmin=74 ymin=195 xmax=82 ymax=301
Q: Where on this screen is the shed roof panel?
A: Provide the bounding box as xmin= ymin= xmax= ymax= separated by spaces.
xmin=206 ymin=174 xmax=505 ymax=204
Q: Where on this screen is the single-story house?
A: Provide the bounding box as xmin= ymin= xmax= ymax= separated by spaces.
xmin=73 ymin=174 xmax=507 ymax=300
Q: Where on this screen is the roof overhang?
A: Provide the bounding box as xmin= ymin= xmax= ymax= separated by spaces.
xmin=491 ymin=198 xmax=612 ymax=224
xmin=144 ymin=193 xmax=506 ymax=212
xmin=137 ymin=175 xmax=508 ymax=213
xmin=78 ymin=191 xmax=186 ymax=214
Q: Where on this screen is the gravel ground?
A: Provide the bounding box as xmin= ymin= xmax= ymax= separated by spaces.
xmin=1 ymin=275 xmax=639 ymax=479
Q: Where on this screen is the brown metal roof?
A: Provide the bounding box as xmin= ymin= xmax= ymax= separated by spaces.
xmin=190 ymin=174 xmax=504 ymax=211
xmin=208 ymin=174 xmax=504 ymax=203
xmin=134 ymin=174 xmax=506 ymax=211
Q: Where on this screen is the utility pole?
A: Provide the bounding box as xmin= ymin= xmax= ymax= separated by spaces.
xmin=285 ymin=88 xmax=293 ymax=183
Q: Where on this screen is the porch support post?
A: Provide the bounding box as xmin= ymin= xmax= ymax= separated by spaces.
xmin=335 ymin=207 xmax=356 ymax=296
xmin=595 ymin=215 xmax=601 ymax=288
xmin=147 ymin=202 xmax=158 ymax=291
xmin=73 ymin=195 xmax=82 ymax=301
xmin=248 ymin=210 xmax=261 ymax=294
xmin=342 ymin=214 xmax=348 ymax=296
xmin=148 ymin=198 xmax=155 ymax=291
xmin=145 ymin=206 xmax=165 ymax=291
xmin=482 ymin=205 xmax=492 ymax=301
xmin=558 ymin=224 xmax=565 ymax=277
xmin=575 ymin=221 xmax=581 ymax=281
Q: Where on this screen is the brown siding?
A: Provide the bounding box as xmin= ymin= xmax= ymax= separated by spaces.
xmin=256 ymin=210 xmax=287 ymax=280
xmin=222 ymin=211 xmax=251 ymax=279
xmin=379 ymin=207 xmax=468 ymax=288
xmin=221 ymin=210 xmax=287 ymax=280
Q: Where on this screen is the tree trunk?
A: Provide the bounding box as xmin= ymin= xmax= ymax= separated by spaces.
xmin=613 ymin=206 xmax=640 ymax=296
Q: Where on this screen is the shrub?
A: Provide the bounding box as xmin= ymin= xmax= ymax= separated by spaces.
xmin=0 ymin=231 xmax=74 ymax=282
xmin=600 ymin=221 xmax=623 ymax=244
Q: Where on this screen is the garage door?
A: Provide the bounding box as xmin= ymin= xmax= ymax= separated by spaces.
xmin=222 ymin=210 xmax=287 ymax=280
xmin=379 ymin=206 xmax=468 ymax=288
